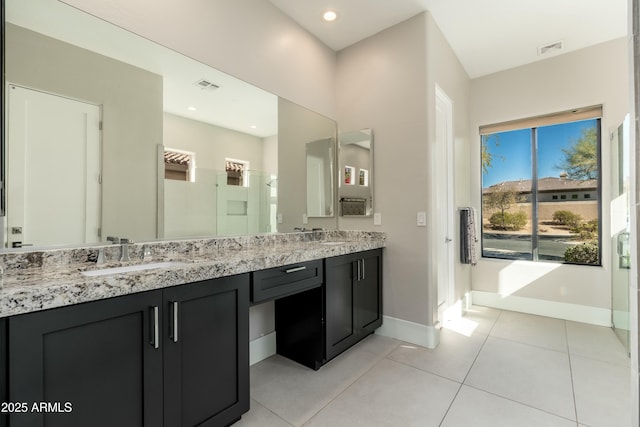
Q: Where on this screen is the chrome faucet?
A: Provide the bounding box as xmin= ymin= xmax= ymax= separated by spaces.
xmin=120 ymin=238 xmax=131 ymax=262
xmin=141 ymin=244 xmax=152 ymax=261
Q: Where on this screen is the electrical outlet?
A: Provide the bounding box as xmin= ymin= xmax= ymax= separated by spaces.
xmin=277 ymin=213 xmax=283 ymax=224
xmin=417 ymin=212 xmax=426 ymax=226
xmin=373 ymin=212 xmax=382 ymax=226
xmin=302 ymin=214 xmax=308 ymax=224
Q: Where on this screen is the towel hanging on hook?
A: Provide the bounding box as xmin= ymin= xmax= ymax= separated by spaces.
xmin=459 ymin=207 xmax=478 ymax=265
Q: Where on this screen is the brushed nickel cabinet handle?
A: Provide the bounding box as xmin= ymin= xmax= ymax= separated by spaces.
xmin=171 ymin=301 xmax=179 ymax=343
xmin=284 ymin=266 xmax=307 ymax=274
xmin=150 ymin=306 xmax=159 ymax=349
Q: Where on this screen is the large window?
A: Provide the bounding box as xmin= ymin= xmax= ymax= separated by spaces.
xmin=481 ymin=108 xmax=601 ymax=265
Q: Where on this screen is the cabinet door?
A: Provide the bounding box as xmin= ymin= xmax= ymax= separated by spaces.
xmin=356 ymin=249 xmax=383 ymax=333
xmin=325 ymin=250 xmax=383 ymax=362
xmin=9 ymin=291 xmax=164 ymax=427
xmin=324 ymin=252 xmax=359 ymax=361
xmin=163 ymin=274 xmax=249 ymax=427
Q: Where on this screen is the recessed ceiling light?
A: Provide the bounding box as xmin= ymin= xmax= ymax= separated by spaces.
xmin=323 ymin=10 xmax=337 ymax=22
xmin=187 ymin=106 xmax=197 ymax=111
xmin=250 ymin=125 xmax=257 ymax=129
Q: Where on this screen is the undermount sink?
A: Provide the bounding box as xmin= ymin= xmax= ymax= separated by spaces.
xmin=320 ymin=241 xmax=347 ymax=246
xmin=81 ymin=261 xmax=184 ymax=277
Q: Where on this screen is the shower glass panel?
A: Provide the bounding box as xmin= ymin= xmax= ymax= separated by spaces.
xmin=611 ymin=115 xmax=631 ymax=355
xmin=217 ymin=170 xmax=277 ymax=236
xmin=164 ymin=168 xmax=276 ymax=238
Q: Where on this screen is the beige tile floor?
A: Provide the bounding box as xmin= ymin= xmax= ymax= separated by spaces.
xmin=236 ymin=306 xmax=632 ymax=427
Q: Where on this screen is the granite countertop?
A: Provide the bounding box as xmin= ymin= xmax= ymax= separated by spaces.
xmin=0 ymin=231 xmax=385 ymax=318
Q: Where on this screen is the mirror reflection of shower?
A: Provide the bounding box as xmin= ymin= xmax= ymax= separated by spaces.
xmin=164 ymin=168 xmax=277 ymax=237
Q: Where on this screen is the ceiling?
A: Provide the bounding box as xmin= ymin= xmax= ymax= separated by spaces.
xmin=7 ymin=0 xmax=629 ymax=139
xmin=269 ymin=0 xmax=628 ymax=78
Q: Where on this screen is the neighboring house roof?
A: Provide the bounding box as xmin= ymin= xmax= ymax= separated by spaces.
xmin=483 ymin=177 xmax=597 ymax=193
xmin=164 ymin=150 xmax=191 ymax=166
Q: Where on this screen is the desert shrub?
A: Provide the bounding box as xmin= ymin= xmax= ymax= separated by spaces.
xmin=489 ymin=211 xmax=527 ymax=231
xmin=553 ymin=210 xmax=582 ymax=228
xmin=564 ymin=242 xmax=599 ymax=265
xmin=571 ymin=219 xmax=598 ymax=241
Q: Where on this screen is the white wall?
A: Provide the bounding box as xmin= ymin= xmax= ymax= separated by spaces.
xmin=470 ymin=38 xmax=629 ymax=314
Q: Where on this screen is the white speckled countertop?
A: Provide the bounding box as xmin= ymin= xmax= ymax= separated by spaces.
xmin=0 ymin=231 xmax=385 ymax=318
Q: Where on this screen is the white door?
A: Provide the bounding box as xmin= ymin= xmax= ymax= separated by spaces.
xmin=435 ymin=85 xmax=455 ymax=320
xmin=6 ymin=85 xmax=101 ymax=248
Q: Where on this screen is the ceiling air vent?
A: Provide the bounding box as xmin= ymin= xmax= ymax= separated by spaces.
xmin=538 ymin=41 xmax=563 ymax=56
xmin=193 ymin=79 xmax=220 ymax=90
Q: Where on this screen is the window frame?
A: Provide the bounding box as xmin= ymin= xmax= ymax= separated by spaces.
xmin=480 ymin=109 xmax=602 ymax=266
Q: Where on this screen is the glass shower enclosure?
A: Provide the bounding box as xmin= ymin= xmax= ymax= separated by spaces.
xmin=611 ymin=115 xmax=631 ymax=355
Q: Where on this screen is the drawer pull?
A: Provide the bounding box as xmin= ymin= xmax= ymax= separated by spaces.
xmin=284 ymin=266 xmax=307 ymax=274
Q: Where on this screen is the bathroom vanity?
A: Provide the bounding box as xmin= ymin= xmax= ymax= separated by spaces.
xmin=0 ymin=231 xmax=384 ymax=427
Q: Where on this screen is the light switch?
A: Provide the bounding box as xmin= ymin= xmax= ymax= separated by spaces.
xmin=417 ymin=212 xmax=426 ymax=226
xmin=373 ymin=212 xmax=382 ymax=226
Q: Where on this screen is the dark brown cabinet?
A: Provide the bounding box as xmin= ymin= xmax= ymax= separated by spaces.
xmin=274 ymin=249 xmax=383 ymax=369
xmin=163 ymin=276 xmax=249 ymax=427
xmin=325 ymin=249 xmax=382 ymax=361
xmin=7 ymin=274 xmax=249 ymax=427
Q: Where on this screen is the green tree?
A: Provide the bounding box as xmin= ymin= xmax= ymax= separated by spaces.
xmin=481 ymin=134 xmax=502 ymax=174
xmin=483 ymin=185 xmax=516 ymax=217
xmin=557 ymin=127 xmax=598 ymax=180
xmin=481 ymin=135 xmax=492 ymax=174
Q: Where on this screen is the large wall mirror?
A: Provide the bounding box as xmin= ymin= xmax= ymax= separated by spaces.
xmin=338 ymin=129 xmax=373 ymax=216
xmin=2 ymin=0 xmax=337 ymax=250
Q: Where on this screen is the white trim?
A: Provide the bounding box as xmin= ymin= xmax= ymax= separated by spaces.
xmin=471 ymin=290 xmax=611 ymax=326
xmin=249 ymin=331 xmax=276 ymax=365
xmin=375 ymin=315 xmax=440 ymax=349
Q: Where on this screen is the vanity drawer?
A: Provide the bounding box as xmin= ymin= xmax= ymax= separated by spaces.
xmin=251 ymin=260 xmax=323 ymax=303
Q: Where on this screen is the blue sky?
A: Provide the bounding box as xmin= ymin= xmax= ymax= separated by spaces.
xmin=482 ymin=119 xmax=597 ymax=188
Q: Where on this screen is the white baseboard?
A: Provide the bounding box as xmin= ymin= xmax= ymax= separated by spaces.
xmin=249 ymin=332 xmax=277 ymax=365
xmin=471 ymin=290 xmax=611 ymax=327
xmin=376 ymin=315 xmax=440 ymax=349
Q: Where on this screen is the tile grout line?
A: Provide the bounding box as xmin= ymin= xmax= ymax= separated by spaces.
xmin=299 ymin=342 xmax=402 ymax=426
xmin=460 ymin=383 xmax=580 ymax=424
xmin=564 ymin=319 xmax=580 ymax=425
xmin=248 ymin=399 xmax=295 ymax=427
xmin=437 ymin=309 xmax=504 ymax=426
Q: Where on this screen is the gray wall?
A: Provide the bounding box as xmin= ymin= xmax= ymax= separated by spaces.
xmin=278 ymin=98 xmax=337 ymax=232
xmin=164 ymin=112 xmax=267 ymax=172
xmin=6 ymin=23 xmax=163 ymax=242
xmin=61 ymin=0 xmax=336 ymax=120
xmin=336 ymin=12 xmax=471 ymax=328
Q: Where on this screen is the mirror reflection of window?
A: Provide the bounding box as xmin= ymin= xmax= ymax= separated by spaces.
xmin=359 ymin=169 xmax=369 ymax=186
xmin=164 ymin=149 xmax=194 ymax=181
xmin=344 ymin=166 xmax=356 ymax=185
xmin=226 ymin=159 xmax=249 ymax=187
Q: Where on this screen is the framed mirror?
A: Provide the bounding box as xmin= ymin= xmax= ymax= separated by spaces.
xmin=338 ymin=129 xmax=373 ymax=216
xmin=306 ymin=137 xmax=335 ymax=218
